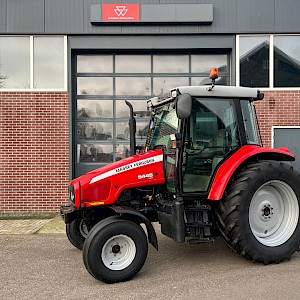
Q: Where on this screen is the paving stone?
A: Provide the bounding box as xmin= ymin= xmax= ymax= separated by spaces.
xmin=37 ymin=215 xmax=65 ymax=234
xmin=0 ymin=219 xmax=51 ymax=235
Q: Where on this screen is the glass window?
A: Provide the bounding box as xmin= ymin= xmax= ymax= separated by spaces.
xmin=136 ymin=122 xmax=149 ymax=140
xmin=149 ymin=107 xmax=178 ymax=150
xmin=116 ymin=144 xmax=130 ymax=161
xmin=240 ymin=36 xmax=269 ymax=88
xmin=146 ymin=105 xmax=178 ymax=191
xmin=0 ymin=37 xmax=30 ymax=89
xmin=193 ymin=98 xmax=239 ymax=148
xmin=77 ymin=100 xmax=113 ymax=118
xmin=191 ymin=76 xmax=228 ymax=86
xmin=240 ymin=101 xmax=260 ymax=145
xmin=153 ymin=77 xmax=189 ymax=96
xmin=183 ymin=98 xmax=239 ymax=193
xmin=153 ymin=55 xmax=189 ymax=73
xmin=115 ymin=77 xmax=151 ymax=96
xmin=77 ymin=77 xmax=113 ymax=95
xmin=274 ymin=36 xmax=300 ymax=87
xmin=78 ymin=144 xmax=113 ymax=163
xmin=116 ymin=121 xmax=149 ymax=141
xmin=116 ymin=122 xmax=130 ymax=140
xmin=191 ymin=55 xmax=228 ymax=74
xmin=0 ymin=36 xmax=65 ymax=90
xmin=33 ymin=37 xmax=64 ymax=89
xmin=115 ymin=55 xmax=151 ymax=73
xmin=116 ymin=100 xmax=149 ymax=118
xmin=77 ymin=122 xmax=113 ymax=140
xmin=75 ymin=53 xmax=230 ymax=171
xmin=77 ymin=55 xmax=113 ymax=73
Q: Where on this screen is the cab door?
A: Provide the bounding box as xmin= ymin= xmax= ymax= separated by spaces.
xmin=182 ymin=98 xmax=240 ymax=193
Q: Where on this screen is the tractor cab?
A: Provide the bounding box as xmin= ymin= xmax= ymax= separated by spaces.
xmin=145 ymin=74 xmax=263 ymax=196
xmin=141 ymin=70 xmax=265 ymax=244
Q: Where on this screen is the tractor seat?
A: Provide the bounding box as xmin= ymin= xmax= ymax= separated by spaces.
xmin=199 ymin=129 xmax=228 ymax=158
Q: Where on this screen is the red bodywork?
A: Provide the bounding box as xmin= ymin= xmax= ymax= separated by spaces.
xmin=208 ymin=145 xmax=295 ymax=200
xmin=71 ymin=150 xmax=165 ymax=208
xmin=71 ymin=145 xmax=295 ymax=208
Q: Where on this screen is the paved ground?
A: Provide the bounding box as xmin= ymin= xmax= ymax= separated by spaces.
xmin=1 ymin=217 xmax=300 ymax=300
xmin=0 ymin=214 xmax=65 ymax=234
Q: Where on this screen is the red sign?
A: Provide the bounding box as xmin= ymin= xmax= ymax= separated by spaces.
xmin=102 ymin=4 xmax=140 ymax=22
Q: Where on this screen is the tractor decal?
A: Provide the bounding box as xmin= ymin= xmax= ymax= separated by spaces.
xmin=89 ymin=154 xmax=163 ymax=184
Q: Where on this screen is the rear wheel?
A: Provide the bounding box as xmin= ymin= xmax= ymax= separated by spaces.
xmin=83 ymin=217 xmax=148 ymax=283
xmin=219 ymin=161 xmax=300 ymax=264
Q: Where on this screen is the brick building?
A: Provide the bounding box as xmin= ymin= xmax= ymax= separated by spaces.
xmin=0 ymin=0 xmax=300 ymax=212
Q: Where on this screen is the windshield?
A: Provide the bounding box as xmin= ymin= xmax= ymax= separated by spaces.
xmin=145 ymin=104 xmax=179 ymax=150
xmin=145 ymin=103 xmax=178 ymax=193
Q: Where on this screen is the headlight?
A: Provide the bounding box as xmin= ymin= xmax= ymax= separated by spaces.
xmin=69 ymin=185 xmax=75 ymax=204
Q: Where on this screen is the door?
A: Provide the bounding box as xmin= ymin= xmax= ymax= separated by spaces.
xmin=73 ymin=52 xmax=229 ymax=177
xmin=273 ymin=127 xmax=300 ymax=173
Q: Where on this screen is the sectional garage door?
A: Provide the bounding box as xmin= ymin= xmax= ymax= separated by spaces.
xmin=74 ymin=53 xmax=229 ymax=177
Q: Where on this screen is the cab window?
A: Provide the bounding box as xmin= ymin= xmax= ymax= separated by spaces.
xmin=183 ymin=98 xmax=239 ymax=193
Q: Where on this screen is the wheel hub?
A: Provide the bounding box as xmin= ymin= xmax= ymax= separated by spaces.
xmin=249 ymin=180 xmax=299 ymax=247
xmin=101 ymin=234 xmax=136 ymax=271
xmin=262 ymin=204 xmax=273 ymax=217
xmin=112 ymin=244 xmax=121 ymax=254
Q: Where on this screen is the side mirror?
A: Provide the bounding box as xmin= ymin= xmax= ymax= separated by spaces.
xmin=176 ymin=93 xmax=192 ymax=119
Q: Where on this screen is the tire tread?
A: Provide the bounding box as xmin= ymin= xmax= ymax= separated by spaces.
xmin=218 ymin=160 xmax=300 ymax=264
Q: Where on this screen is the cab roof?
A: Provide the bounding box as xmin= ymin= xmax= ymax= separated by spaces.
xmin=174 ymin=85 xmax=263 ymax=101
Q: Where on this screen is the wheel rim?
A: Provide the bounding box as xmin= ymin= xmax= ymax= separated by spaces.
xmin=101 ymin=235 xmax=136 ymax=271
xmin=79 ymin=220 xmax=89 ymax=238
xmin=249 ymin=180 xmax=299 ymax=247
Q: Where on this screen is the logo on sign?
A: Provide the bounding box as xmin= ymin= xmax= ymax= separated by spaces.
xmin=102 ymin=4 xmax=140 ymax=22
xmin=114 ymin=6 xmax=128 ymax=17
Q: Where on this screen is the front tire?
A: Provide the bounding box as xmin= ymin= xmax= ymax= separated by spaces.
xmin=66 ymin=219 xmax=90 ymax=250
xmin=219 ymin=161 xmax=300 ymax=264
xmin=83 ymin=217 xmax=148 ymax=283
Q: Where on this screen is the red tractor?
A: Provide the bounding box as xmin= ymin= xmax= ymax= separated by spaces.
xmin=61 ymin=69 xmax=300 ymax=283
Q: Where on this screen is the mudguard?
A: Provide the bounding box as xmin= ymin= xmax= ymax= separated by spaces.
xmin=208 ymin=145 xmax=295 ymax=201
xmin=109 ymin=206 xmax=158 ymax=250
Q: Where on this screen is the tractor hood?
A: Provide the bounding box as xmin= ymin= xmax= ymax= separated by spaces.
xmin=71 ymin=149 xmax=165 ymax=208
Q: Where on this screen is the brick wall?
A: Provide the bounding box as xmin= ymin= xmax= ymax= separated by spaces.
xmin=0 ymin=92 xmax=69 ymax=212
xmin=0 ymin=90 xmax=299 ymax=212
xmin=254 ymin=91 xmax=300 ymax=147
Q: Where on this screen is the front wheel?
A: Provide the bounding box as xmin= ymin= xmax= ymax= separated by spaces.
xmin=219 ymin=161 xmax=300 ymax=264
xmin=66 ymin=219 xmax=90 ymax=250
xmin=83 ymin=217 xmax=148 ymax=283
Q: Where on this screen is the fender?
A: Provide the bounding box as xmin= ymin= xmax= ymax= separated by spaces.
xmin=109 ymin=206 xmax=158 ymax=250
xmin=208 ymin=145 xmax=295 ymax=201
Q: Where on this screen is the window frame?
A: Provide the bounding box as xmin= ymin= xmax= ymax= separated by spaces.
xmin=0 ymin=35 xmax=67 ymax=91
xmin=236 ymin=34 xmax=300 ymax=91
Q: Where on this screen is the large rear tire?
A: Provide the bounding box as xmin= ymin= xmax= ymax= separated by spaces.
xmin=83 ymin=217 xmax=148 ymax=283
xmin=219 ymin=161 xmax=300 ymax=264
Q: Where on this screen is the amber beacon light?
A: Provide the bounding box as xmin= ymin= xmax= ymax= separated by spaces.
xmin=209 ymin=68 xmax=219 ymax=80
xmin=207 ymin=68 xmax=219 ymax=91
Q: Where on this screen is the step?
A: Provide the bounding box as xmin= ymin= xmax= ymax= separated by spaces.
xmin=188 ymin=238 xmax=214 ymax=244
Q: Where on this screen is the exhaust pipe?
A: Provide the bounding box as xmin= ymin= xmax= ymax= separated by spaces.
xmin=125 ymin=100 xmax=136 ymax=156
